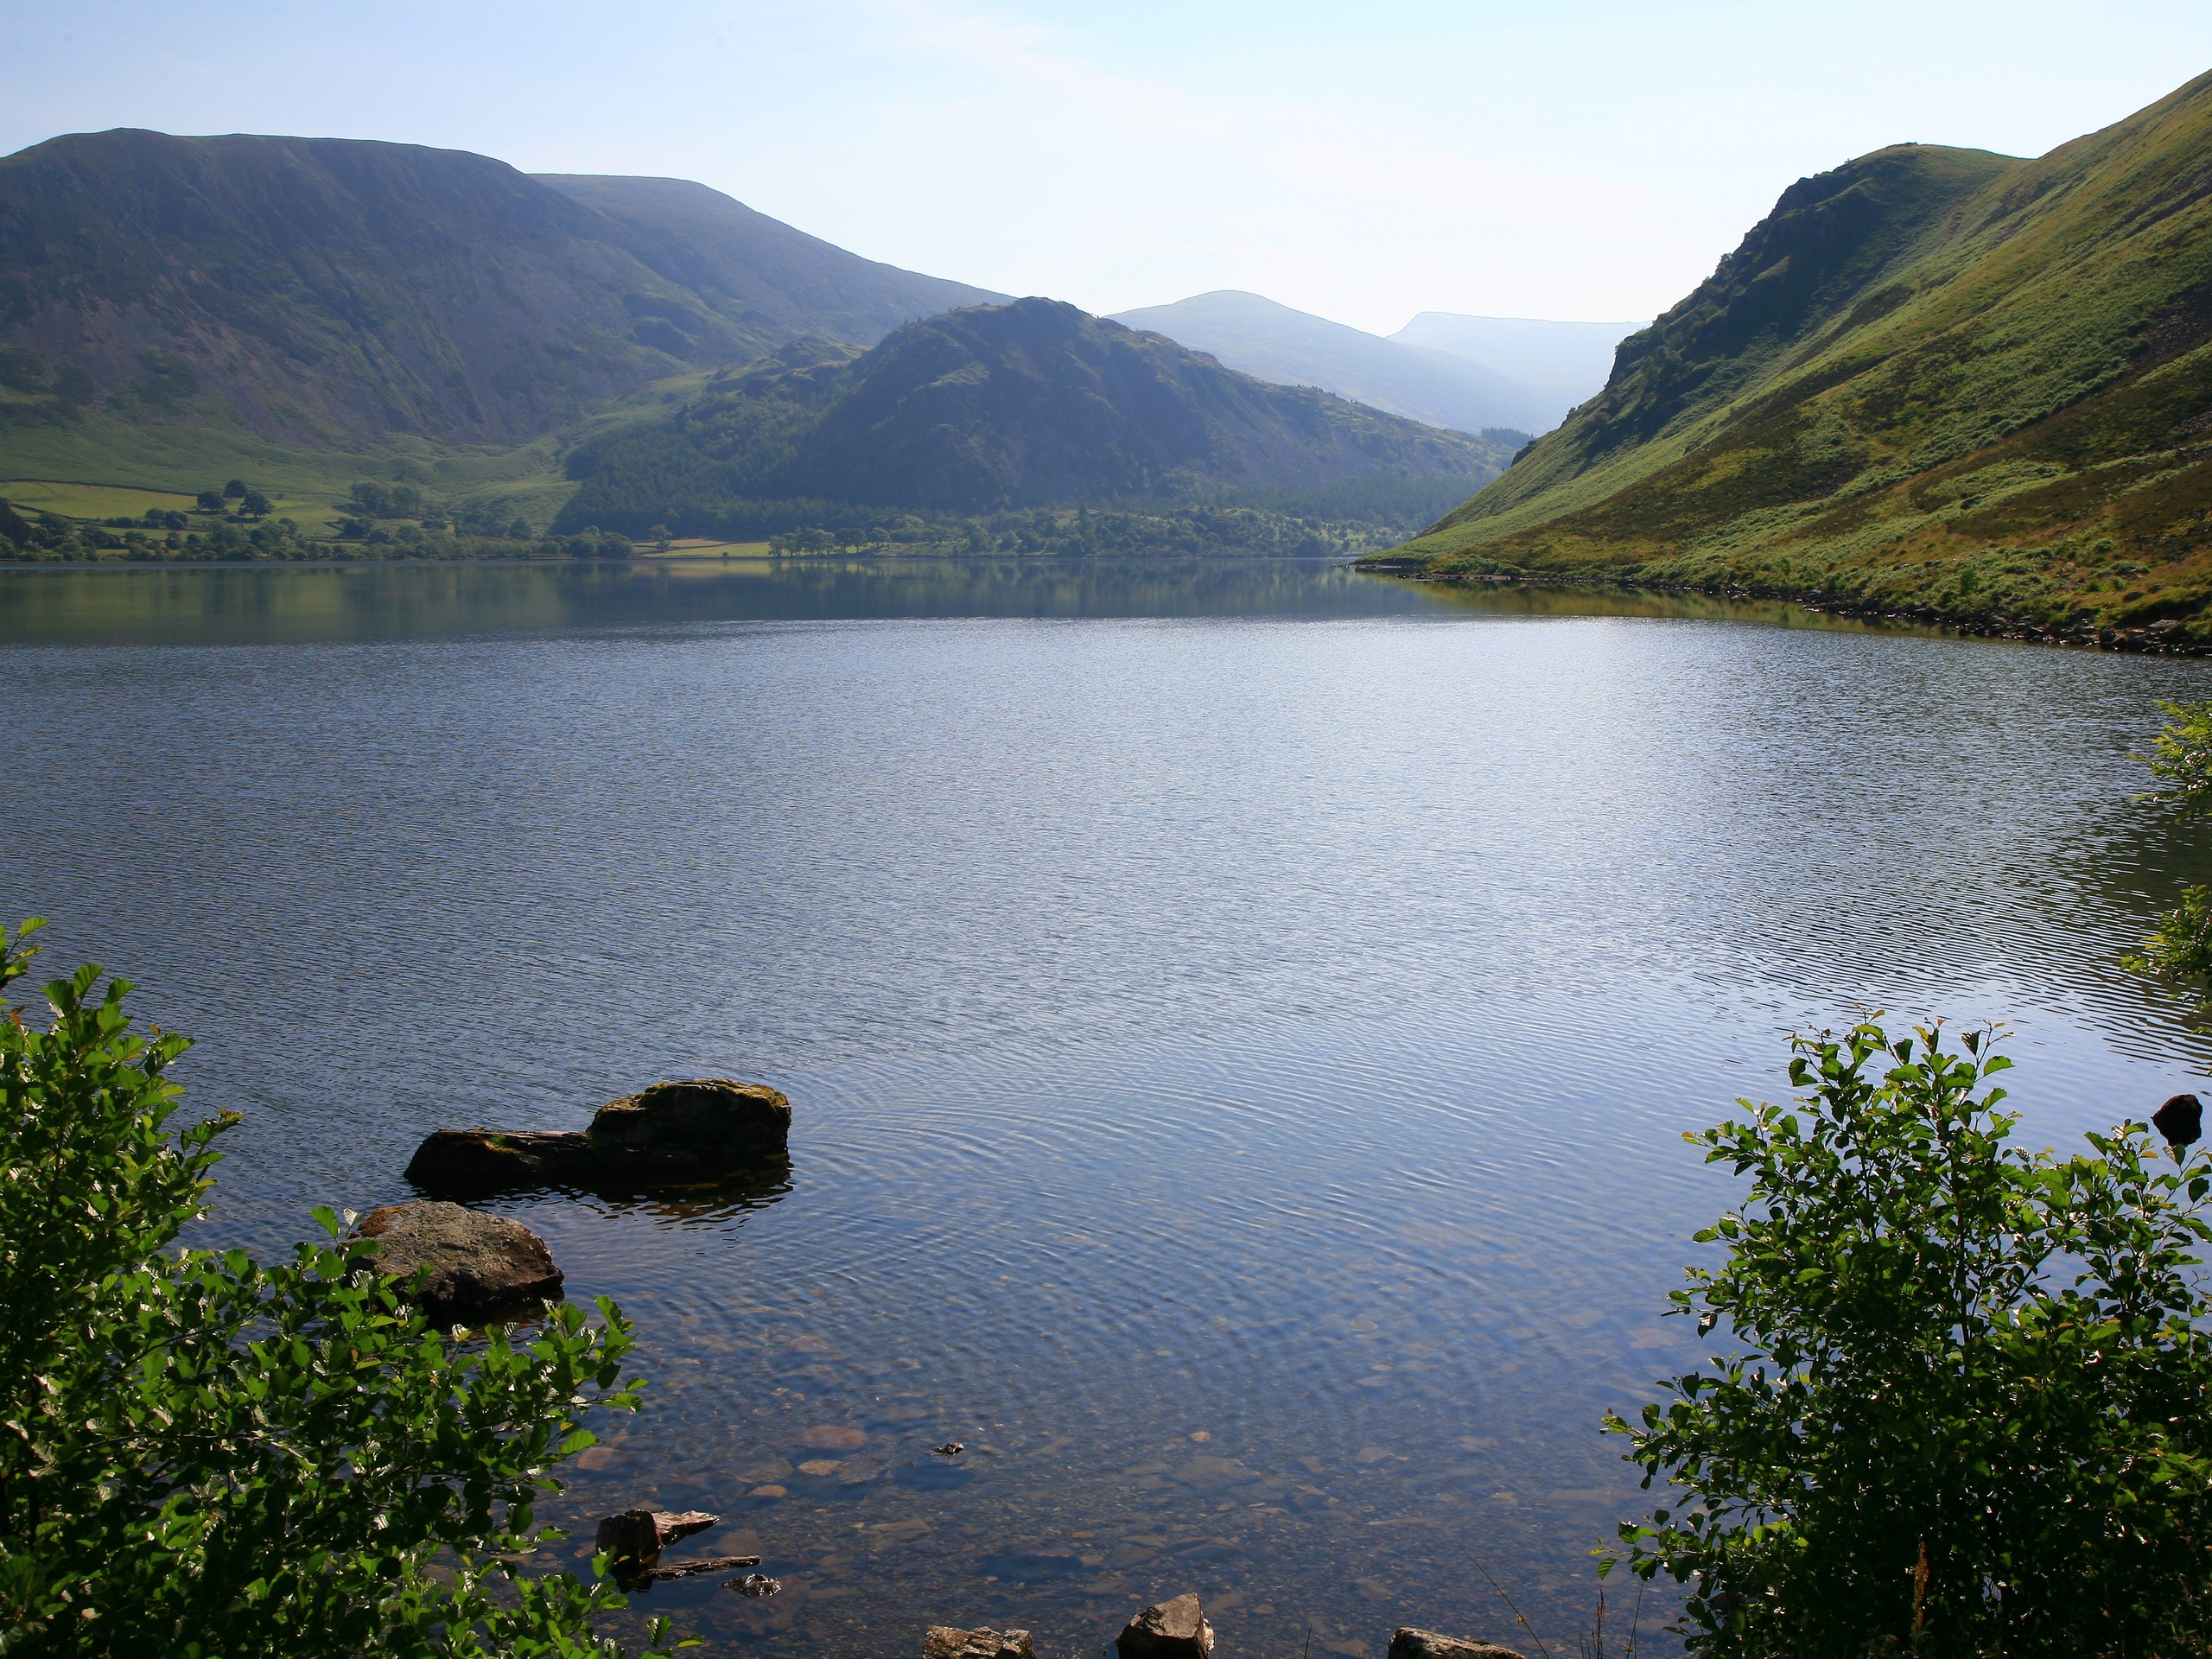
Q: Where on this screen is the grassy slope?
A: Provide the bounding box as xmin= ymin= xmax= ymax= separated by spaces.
xmin=0 ymin=416 xmax=581 ymax=534
xmin=1370 ymin=69 xmax=2212 ymax=642
xmin=535 ymin=175 xmax=1005 ymax=340
xmin=0 ymin=370 xmax=725 ymax=533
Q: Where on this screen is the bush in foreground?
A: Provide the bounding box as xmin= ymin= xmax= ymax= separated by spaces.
xmin=0 ymin=918 xmax=680 ymax=1657
xmin=1605 ymin=1020 xmax=2212 ymax=1656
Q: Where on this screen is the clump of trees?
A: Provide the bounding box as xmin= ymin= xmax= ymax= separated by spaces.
xmin=758 ymin=503 xmax=1380 ymax=560
xmin=188 ymin=481 xmax=274 ymax=519
xmin=0 ymin=490 xmax=624 ymax=565
xmin=0 ymin=918 xmax=682 ymax=1656
xmin=0 ymin=499 xmax=314 ymax=563
xmin=332 ymin=480 xmax=608 ymax=557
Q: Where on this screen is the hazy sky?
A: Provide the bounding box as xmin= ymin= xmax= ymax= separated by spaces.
xmin=6 ymin=2 xmax=2210 ymax=334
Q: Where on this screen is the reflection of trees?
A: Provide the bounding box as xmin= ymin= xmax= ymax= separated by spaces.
xmin=1400 ymin=575 xmax=1970 ymax=637
xmin=8 ymin=561 xmax=2028 ymax=648
xmin=1969 ymin=741 xmax=2212 ymax=1075
xmin=0 ymin=558 xmax=1459 ymax=645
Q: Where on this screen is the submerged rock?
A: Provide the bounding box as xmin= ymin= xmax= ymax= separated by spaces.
xmin=1388 ymin=1629 xmax=1528 ymax=1659
xmin=404 ymin=1078 xmax=791 ymax=1194
xmin=355 ymin=1200 xmax=563 ymax=1325
xmin=1117 ymin=1594 xmax=1215 ymax=1659
xmin=925 ymin=1628 xmax=1036 ymax=1659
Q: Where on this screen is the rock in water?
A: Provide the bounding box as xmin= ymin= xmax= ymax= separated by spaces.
xmin=1388 ymin=1630 xmax=1529 ymax=1659
xmin=595 ymin=1509 xmax=666 ymax=1580
xmin=2154 ymin=1092 xmax=2202 ymax=1150
xmin=589 ymin=1078 xmax=791 ymax=1160
xmin=355 ymin=1200 xmax=563 ymax=1325
xmin=404 ymin=1078 xmax=791 ymax=1194
xmin=1116 ymin=1594 xmax=1215 ymax=1659
xmin=595 ymin=1509 xmax=720 ymax=1573
xmin=925 ymin=1629 xmax=1036 ymax=1659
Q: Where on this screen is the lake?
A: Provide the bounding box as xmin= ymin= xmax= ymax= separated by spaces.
xmin=3 ymin=556 xmax=2209 ymax=1656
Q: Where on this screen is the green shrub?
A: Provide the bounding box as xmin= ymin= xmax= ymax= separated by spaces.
xmin=2141 ymin=697 xmax=2212 ymax=813
xmin=0 ymin=918 xmax=682 ymax=1657
xmin=1605 ymin=1020 xmax=2212 ymax=1656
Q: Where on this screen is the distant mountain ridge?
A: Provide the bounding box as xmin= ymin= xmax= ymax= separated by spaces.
xmin=1111 ymin=290 xmax=1551 ymax=435
xmin=556 ymin=296 xmax=1511 ymax=536
xmin=1370 ymin=67 xmax=2212 ymax=641
xmin=0 ymin=130 xmax=1002 ymax=448
xmin=1389 ymin=313 xmax=1644 ymax=427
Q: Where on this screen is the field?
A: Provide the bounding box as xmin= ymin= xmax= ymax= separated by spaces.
xmin=0 ymin=480 xmax=202 ymax=518
xmin=0 ymin=416 xmax=580 ymax=532
xmin=644 ymin=538 xmax=776 ymax=557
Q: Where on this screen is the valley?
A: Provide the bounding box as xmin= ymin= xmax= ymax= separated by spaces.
xmin=14 ymin=26 xmax=2212 ymax=1659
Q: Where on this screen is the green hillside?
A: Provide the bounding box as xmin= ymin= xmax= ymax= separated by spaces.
xmin=555 ymin=298 xmax=1509 ymax=543
xmin=1365 ymin=68 xmax=2212 ymax=644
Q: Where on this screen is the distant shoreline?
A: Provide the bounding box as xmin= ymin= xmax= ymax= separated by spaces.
xmin=1364 ymin=566 xmax=2212 ymax=656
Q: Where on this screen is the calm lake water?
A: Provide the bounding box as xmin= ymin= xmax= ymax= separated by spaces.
xmin=5 ymin=556 xmax=2212 ymax=1656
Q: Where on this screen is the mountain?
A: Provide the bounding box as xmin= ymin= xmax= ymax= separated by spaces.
xmin=531 ymin=174 xmax=1000 ymax=349
xmin=0 ymin=130 xmax=1001 ymax=448
xmin=1111 ymin=289 xmax=1549 ymax=436
xmin=556 ymin=296 xmax=1510 ymax=536
xmin=1389 ymin=314 xmax=1644 ymax=428
xmin=1370 ymin=68 xmax=2212 ymax=642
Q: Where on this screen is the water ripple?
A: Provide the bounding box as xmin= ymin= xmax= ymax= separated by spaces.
xmin=5 ymin=565 xmax=2212 ymax=1654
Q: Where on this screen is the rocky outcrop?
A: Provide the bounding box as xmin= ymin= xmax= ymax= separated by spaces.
xmin=1117 ymin=1595 xmax=1215 ymax=1659
xmin=925 ymin=1629 xmax=1037 ymax=1659
xmin=1388 ymin=1630 xmax=1528 ymax=1659
xmin=404 ymin=1078 xmax=791 ymax=1194
xmin=355 ymin=1200 xmax=563 ymax=1325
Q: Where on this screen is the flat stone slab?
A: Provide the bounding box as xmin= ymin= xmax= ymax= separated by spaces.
xmin=355 ymin=1199 xmax=563 ymax=1325
xmin=405 ymin=1078 xmax=791 ymax=1194
xmin=1389 ymin=1630 xmax=1529 ymax=1659
xmin=925 ymin=1628 xmax=1036 ymax=1659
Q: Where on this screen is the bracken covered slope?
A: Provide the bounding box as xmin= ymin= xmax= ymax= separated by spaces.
xmin=557 ymin=296 xmax=1508 ymax=532
xmin=532 ymin=174 xmax=1001 ymax=351
xmin=1370 ymin=69 xmax=2212 ymax=641
xmin=0 ymin=130 xmax=996 ymax=448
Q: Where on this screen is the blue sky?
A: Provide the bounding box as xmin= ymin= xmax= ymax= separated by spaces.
xmin=6 ymin=1 xmax=2210 ymax=333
